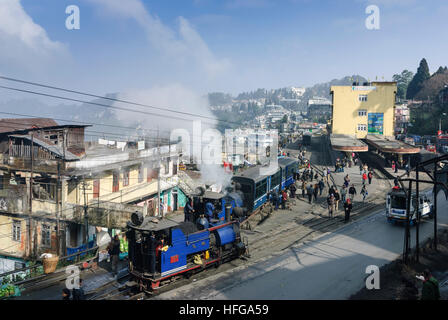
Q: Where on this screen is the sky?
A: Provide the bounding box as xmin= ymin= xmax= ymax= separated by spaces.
xmin=0 ymin=0 xmax=448 ymax=99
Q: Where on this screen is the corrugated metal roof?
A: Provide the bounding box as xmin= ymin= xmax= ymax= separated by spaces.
xmin=9 ymin=134 xmax=80 ymax=161
xmin=0 ymin=118 xmax=59 ymax=134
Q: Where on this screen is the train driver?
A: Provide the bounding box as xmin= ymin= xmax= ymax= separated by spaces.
xmin=205 ymin=201 xmax=215 ymax=221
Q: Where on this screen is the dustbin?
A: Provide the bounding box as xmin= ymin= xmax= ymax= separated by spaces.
xmin=42 ymin=255 xmax=59 ymax=274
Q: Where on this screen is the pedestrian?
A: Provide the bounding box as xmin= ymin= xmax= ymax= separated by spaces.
xmin=314 ymin=172 xmax=318 ymax=181
xmin=323 ymin=170 xmax=328 ymax=183
xmin=368 ymin=170 xmax=373 ymax=185
xmin=327 ymin=194 xmax=335 ymax=218
xmin=334 ymin=189 xmax=340 ymax=211
xmin=274 ymin=191 xmax=279 ymax=210
xmin=290 ymin=184 xmax=296 ymax=198
xmin=361 ymin=185 xmax=368 ymax=202
xmin=310 ymin=168 xmax=314 ymax=182
xmin=313 ymin=183 xmax=319 ymax=201
xmin=394 ymin=176 xmax=399 ymax=187
xmin=72 ymin=278 xmax=86 ymax=300
xmin=362 ymin=172 xmax=367 ymax=185
xmin=405 ymin=163 xmax=410 ymax=177
xmin=318 ymin=178 xmax=325 ymax=196
xmin=349 ymin=184 xmax=357 ymax=200
xmin=307 ymin=184 xmax=313 ymax=204
xmin=62 ymin=288 xmax=71 ymax=300
xmin=343 ymin=199 xmax=353 ymax=223
xmin=421 ymin=269 xmax=440 ymax=300
xmin=394 ymin=161 xmax=398 ymax=173
xmin=108 ymin=235 xmax=121 ymax=277
xmin=359 ymin=162 xmax=363 ymax=175
xmin=341 ymin=185 xmax=347 ymax=203
xmin=281 ymin=189 xmax=287 ymax=209
xmin=344 ymin=174 xmax=350 ymax=188
xmin=391 ymin=161 xmax=396 ymax=173
xmin=328 ymin=185 xmax=335 ymax=196
xmin=302 ymin=181 xmax=306 ymax=198
xmin=183 ymin=197 xmax=195 ymax=222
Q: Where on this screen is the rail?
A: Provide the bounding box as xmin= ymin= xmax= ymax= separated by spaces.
xmin=0 ymin=245 xmax=99 ymax=287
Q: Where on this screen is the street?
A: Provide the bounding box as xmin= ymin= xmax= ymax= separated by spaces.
xmin=154 ymin=191 xmax=447 ymax=300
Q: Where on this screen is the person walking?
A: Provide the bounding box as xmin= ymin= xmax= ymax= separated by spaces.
xmin=341 ymin=185 xmax=347 ymax=203
xmin=391 ymin=160 xmax=396 ymax=173
xmin=421 ymin=269 xmax=440 ymax=300
xmin=394 ymin=161 xmax=398 ymax=173
xmin=281 ymin=189 xmax=287 ymax=209
xmin=313 ymin=183 xmax=319 ymax=201
xmin=405 ymin=162 xmax=410 ymax=177
xmin=290 ymin=184 xmax=296 ymax=198
xmin=274 ymin=191 xmax=279 ymax=210
xmin=349 ymin=184 xmax=357 ymax=200
xmin=72 ymin=278 xmax=86 ymax=300
xmin=368 ymin=170 xmax=373 ymax=185
xmin=318 ymin=178 xmax=325 ymax=196
xmin=323 ymin=170 xmax=328 ymax=184
xmin=302 ymin=181 xmax=306 ymax=198
xmin=108 ymin=235 xmax=121 ymax=277
xmin=343 ymin=199 xmax=353 ymax=223
xmin=344 ymin=174 xmax=350 ymax=188
xmin=361 ymin=185 xmax=368 ymax=202
xmin=334 ymin=189 xmax=340 ymax=212
xmin=328 ymin=185 xmax=335 ymax=197
xmin=327 ymin=194 xmax=335 ymax=218
xmin=359 ymin=162 xmax=363 ymax=175
xmin=307 ymin=183 xmax=313 ymax=204
xmin=310 ymin=168 xmax=314 ymax=182
xmin=362 ymin=172 xmax=367 ymax=185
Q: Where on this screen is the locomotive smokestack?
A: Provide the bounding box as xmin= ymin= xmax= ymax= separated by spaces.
xmin=225 ymin=204 xmax=232 ymax=222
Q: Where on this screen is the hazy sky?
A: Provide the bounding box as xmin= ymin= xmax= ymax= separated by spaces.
xmin=1 ymin=0 xmax=447 ymax=98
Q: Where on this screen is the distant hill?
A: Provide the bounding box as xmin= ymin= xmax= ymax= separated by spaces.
xmin=414 ymin=67 xmax=448 ymax=101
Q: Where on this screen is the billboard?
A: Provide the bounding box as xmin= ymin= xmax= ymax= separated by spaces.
xmin=368 ymin=113 xmax=384 ymax=135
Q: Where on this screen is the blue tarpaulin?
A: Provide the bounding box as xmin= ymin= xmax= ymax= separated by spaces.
xmin=66 ymin=240 xmax=95 ymax=261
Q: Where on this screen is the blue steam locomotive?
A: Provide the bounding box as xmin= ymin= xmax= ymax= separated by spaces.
xmin=127 ymin=157 xmax=298 ymax=291
xmin=127 ymin=190 xmax=247 ymax=291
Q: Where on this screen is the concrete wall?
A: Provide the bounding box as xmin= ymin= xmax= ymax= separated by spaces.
xmin=331 ymin=82 xmax=396 ymax=139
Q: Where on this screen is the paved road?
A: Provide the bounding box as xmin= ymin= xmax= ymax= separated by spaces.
xmin=154 ymin=190 xmax=448 ymax=300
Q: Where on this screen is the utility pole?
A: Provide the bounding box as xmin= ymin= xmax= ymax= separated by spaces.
xmin=28 ymin=133 xmax=34 ymax=258
xmin=415 ymin=165 xmax=420 ymax=262
xmin=56 ymin=161 xmax=61 ymax=256
xmin=404 ymin=179 xmax=412 ymax=264
xmin=434 ymin=161 xmax=438 ymax=251
xmin=82 ymin=180 xmax=89 ymax=245
xmin=157 ymin=128 xmax=162 ymax=218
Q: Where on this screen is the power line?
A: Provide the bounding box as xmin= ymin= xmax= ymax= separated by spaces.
xmin=0 ymin=76 xmax=240 ymax=125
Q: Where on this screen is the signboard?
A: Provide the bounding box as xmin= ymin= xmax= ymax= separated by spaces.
xmin=368 ymin=113 xmax=384 ymax=135
xmin=352 ymin=86 xmax=377 ymax=91
xmin=138 ymin=140 xmax=145 ymax=150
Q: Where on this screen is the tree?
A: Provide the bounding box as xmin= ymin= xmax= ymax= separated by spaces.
xmin=392 ymin=70 xmax=414 ymax=101
xmin=406 ymin=58 xmax=430 ymax=100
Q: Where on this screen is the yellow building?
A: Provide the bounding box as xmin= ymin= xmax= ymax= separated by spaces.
xmin=330 ymin=82 xmax=397 ymax=139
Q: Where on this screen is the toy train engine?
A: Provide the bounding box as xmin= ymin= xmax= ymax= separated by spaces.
xmin=126 ymin=208 xmax=247 ymax=291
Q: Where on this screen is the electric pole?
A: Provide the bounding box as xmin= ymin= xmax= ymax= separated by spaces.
xmin=28 ymin=133 xmax=34 ymax=258
xmin=82 ymin=180 xmax=89 ymax=245
xmin=157 ymin=128 xmax=162 ymax=218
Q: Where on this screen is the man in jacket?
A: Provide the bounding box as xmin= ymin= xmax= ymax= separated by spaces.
xmin=343 ymin=199 xmax=352 ymax=223
xmin=318 ymin=179 xmax=325 ymax=196
xmin=327 ymin=194 xmax=335 ymax=218
xmin=307 ymin=184 xmax=313 ymax=204
xmin=349 ymin=184 xmax=357 ymax=200
xmin=184 ymin=197 xmax=195 ymax=222
xmin=108 ymin=235 xmax=121 ymax=277
xmin=421 ymin=269 xmax=440 ymax=300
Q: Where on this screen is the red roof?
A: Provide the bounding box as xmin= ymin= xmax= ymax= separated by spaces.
xmin=0 ymin=118 xmax=59 ymax=134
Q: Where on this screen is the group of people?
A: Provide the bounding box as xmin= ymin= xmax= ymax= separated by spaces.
xmin=268 ymin=188 xmax=290 ymax=210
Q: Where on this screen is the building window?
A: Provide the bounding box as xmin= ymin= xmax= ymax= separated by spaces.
xmin=112 ymin=172 xmax=119 ymax=192
xmin=358 ymin=95 xmax=368 ymax=102
xmin=138 ymin=165 xmax=143 ymax=183
xmin=123 ymin=169 xmax=130 ymax=187
xmin=357 ymin=124 xmax=367 ymax=131
xmin=358 ymin=110 xmax=367 ymax=116
xmin=12 ymin=220 xmax=21 ymax=242
xmin=41 ymin=224 xmax=51 ymax=247
xmin=93 ymin=180 xmax=100 ymax=198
